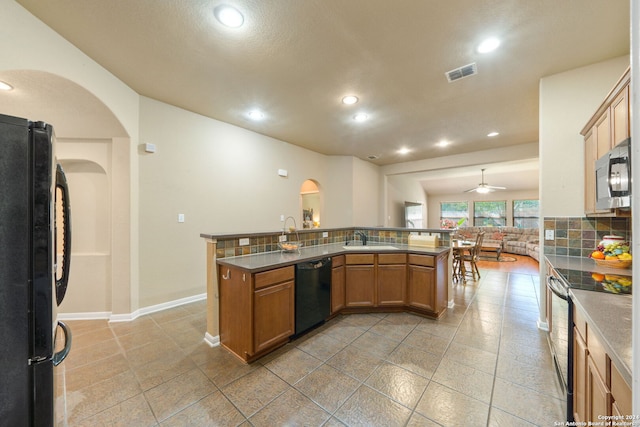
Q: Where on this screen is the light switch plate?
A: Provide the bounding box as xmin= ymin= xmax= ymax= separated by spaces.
xmin=239 ymin=238 xmax=250 ymax=246
xmin=322 ymin=232 xmax=328 ymax=238
xmin=177 ymin=213 xmax=185 ymax=223
xmin=545 ymin=229 xmax=554 ymax=240
xmin=279 ymin=235 xmax=287 ymax=242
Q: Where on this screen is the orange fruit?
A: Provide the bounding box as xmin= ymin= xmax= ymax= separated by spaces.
xmin=591 ymin=251 xmax=605 ymax=259
xmin=591 ymin=273 xmax=605 ymax=282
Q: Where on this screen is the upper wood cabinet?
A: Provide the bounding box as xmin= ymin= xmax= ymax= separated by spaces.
xmin=581 ymin=67 xmax=630 ymax=216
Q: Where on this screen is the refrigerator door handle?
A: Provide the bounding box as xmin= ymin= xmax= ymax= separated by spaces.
xmin=52 ymin=321 xmax=72 ymax=366
xmin=55 ymin=163 xmax=72 ymax=306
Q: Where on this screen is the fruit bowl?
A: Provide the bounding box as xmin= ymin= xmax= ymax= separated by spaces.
xmin=278 ymin=241 xmax=303 ymax=253
xmin=593 ymin=258 xmax=632 ymax=269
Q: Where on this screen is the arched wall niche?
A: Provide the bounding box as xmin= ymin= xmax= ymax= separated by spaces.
xmin=0 ymin=69 xmax=131 ymax=316
xmin=300 ymin=179 xmax=322 ymax=228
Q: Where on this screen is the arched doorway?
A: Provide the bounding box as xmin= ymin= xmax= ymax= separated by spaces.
xmin=300 ymin=179 xmax=321 ymax=228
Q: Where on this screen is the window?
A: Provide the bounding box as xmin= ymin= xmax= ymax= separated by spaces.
xmin=473 ymin=201 xmax=506 ymax=226
xmin=513 ymin=199 xmax=539 ymax=228
xmin=440 ymin=202 xmax=468 ymax=228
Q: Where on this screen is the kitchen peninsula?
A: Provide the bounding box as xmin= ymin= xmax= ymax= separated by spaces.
xmin=200 ymin=227 xmax=453 ymax=362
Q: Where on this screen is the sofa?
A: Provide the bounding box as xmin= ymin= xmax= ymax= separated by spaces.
xmin=455 ymin=226 xmax=540 ymax=262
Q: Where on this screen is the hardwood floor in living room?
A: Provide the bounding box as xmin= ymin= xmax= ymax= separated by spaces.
xmin=476 ymin=253 xmax=540 ymax=274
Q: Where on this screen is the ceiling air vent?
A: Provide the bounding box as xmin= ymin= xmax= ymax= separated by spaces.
xmin=445 ymin=63 xmax=477 ymax=82
xmin=367 ymin=155 xmax=379 ymax=160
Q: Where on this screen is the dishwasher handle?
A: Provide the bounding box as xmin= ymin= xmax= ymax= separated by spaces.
xmin=546 ymin=275 xmax=569 ymax=301
xmin=298 ymin=257 xmax=332 ymax=270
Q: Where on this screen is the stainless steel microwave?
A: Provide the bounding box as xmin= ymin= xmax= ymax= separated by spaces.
xmin=595 ymin=138 xmax=631 ymax=210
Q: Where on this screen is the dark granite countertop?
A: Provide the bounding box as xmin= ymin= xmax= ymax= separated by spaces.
xmin=216 ymin=242 xmax=451 ymax=273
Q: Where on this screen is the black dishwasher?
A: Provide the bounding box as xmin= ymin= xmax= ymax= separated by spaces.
xmin=295 ymin=257 xmax=332 ymax=337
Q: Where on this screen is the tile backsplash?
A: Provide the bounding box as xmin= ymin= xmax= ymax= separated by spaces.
xmin=543 ymin=216 xmax=631 ymax=257
xmin=214 ymin=228 xmax=451 ymax=259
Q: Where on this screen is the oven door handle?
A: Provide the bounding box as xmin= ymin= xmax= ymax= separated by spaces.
xmin=546 ymin=275 xmax=569 ymax=301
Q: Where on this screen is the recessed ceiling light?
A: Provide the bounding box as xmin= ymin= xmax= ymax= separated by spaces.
xmin=248 ymin=110 xmax=265 ymax=120
xmin=214 ymin=4 xmax=244 ymax=28
xmin=353 ymin=113 xmax=368 ymax=122
xmin=398 ymin=147 xmax=411 ymax=155
xmin=0 ymin=81 xmax=13 ymax=91
xmin=342 ymin=95 xmax=359 ymax=105
xmin=478 ymin=37 xmax=500 ymax=53
xmin=436 ymin=140 xmax=449 ymax=147
xmin=487 ymin=131 xmax=499 ymax=137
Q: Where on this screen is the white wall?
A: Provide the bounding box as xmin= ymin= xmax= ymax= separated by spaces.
xmin=386 ymin=175 xmax=428 ymax=227
xmin=138 ymin=98 xmax=382 ymax=307
xmin=539 ymin=55 xmax=630 ymax=217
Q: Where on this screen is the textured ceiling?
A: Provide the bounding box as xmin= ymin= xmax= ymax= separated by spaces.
xmin=11 ymin=0 xmax=630 ymax=194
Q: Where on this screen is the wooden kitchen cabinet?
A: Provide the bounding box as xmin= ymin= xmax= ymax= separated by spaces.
xmin=581 ymin=67 xmax=630 ymax=217
xmin=331 ymin=255 xmax=345 ymax=313
xmin=219 ymin=265 xmax=294 ymax=362
xmin=377 ymin=253 xmax=406 ymax=306
xmin=586 ymin=355 xmax=611 ymax=422
xmin=253 ymin=278 xmax=294 ymax=354
xmin=573 ymin=326 xmax=587 ymax=423
xmin=406 ymin=253 xmax=448 ymax=316
xmin=345 ymin=254 xmax=375 ymax=307
xmin=572 ymin=301 xmax=632 ymax=422
xmin=583 ymin=129 xmax=597 ymax=215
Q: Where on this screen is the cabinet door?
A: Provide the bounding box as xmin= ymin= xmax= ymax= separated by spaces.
xmin=331 ymin=265 xmax=345 ymax=313
xmin=253 ymin=280 xmax=294 ymax=354
xmin=584 ymin=129 xmax=597 ymax=214
xmin=377 ymin=264 xmax=406 ymax=306
xmin=219 ymin=266 xmax=252 ymax=358
xmin=611 ymin=85 xmax=629 ymax=147
xmin=407 ymin=264 xmax=434 ymax=311
xmin=573 ymin=327 xmax=587 ymax=423
xmin=586 ymin=355 xmax=611 ymax=421
xmin=345 ymin=265 xmax=375 ymax=307
xmin=595 ymin=109 xmax=611 ymax=160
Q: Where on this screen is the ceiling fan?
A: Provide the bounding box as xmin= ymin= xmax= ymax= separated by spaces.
xmin=464 ymin=168 xmax=506 ymax=193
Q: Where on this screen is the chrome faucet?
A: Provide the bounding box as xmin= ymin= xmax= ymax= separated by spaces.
xmin=354 ymin=230 xmax=367 ymax=246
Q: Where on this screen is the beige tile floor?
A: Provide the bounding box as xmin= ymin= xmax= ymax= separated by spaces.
xmin=55 ymin=265 xmax=565 ymax=426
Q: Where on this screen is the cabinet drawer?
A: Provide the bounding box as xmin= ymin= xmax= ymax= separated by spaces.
xmin=255 ymin=266 xmax=294 ymax=290
xmin=346 ymin=254 xmax=374 ymax=265
xmin=611 ymin=362 xmax=631 ymax=416
xmin=586 ymin=326 xmax=608 ymax=381
xmin=378 ymin=253 xmax=406 ymax=265
xmin=332 ymin=255 xmax=345 ymax=268
xmin=408 ymin=254 xmax=434 ymax=267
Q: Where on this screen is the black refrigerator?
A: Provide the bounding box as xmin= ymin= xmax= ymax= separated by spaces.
xmin=0 ymin=113 xmax=72 ymax=426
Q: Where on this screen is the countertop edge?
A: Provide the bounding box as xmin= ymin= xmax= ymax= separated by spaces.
xmin=569 ymin=289 xmax=632 ymax=386
xmin=216 ymin=243 xmax=451 ymax=273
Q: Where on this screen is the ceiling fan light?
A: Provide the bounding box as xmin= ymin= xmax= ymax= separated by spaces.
xmin=476 ymin=186 xmax=491 ymax=194
xmin=0 ymin=81 xmax=13 ymax=91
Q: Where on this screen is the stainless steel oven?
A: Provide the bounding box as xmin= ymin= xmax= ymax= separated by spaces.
xmin=546 ymin=273 xmax=573 ymax=422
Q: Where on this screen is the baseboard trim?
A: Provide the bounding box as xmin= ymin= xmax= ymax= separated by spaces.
xmin=57 ymin=311 xmax=111 ymax=321
xmin=537 ymin=319 xmax=549 ymax=332
xmin=204 ymin=332 xmax=220 ymax=347
xmin=57 ymin=293 xmax=207 ymax=323
xmin=448 ymin=299 xmax=455 ymax=309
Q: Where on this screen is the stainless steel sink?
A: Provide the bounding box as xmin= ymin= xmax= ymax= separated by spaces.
xmin=342 ymin=245 xmax=398 ymax=250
